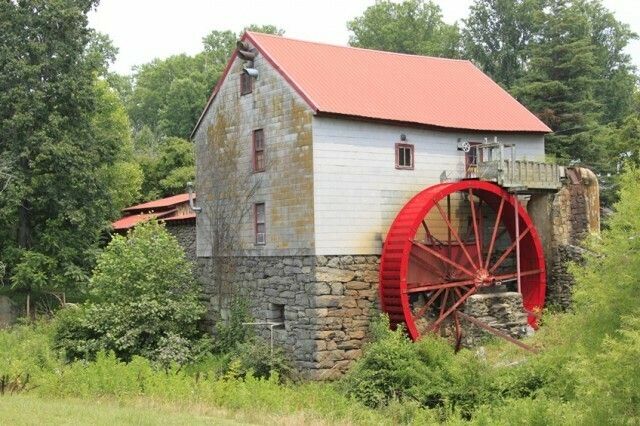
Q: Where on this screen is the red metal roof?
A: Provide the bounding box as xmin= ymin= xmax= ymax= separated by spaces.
xmin=163 ymin=213 xmax=196 ymax=222
xmin=123 ymin=193 xmax=191 ymax=213
xmin=112 ymin=213 xmax=159 ymax=231
xmin=194 ymin=33 xmax=550 ymax=135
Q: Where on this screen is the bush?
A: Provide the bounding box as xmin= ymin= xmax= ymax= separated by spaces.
xmin=212 ymin=297 xmax=252 ymax=354
xmin=0 ymin=320 xmax=60 ymax=393
xmin=342 ymin=315 xmax=489 ymax=417
xmin=54 ymin=221 xmax=210 ymax=365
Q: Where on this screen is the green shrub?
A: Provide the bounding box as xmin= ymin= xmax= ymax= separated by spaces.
xmin=228 ymin=338 xmax=295 ymax=381
xmin=212 ymin=297 xmax=252 ymax=354
xmin=54 ymin=221 xmax=210 ymax=365
xmin=342 ymin=315 xmax=489 ymax=417
xmin=0 ymin=320 xmax=60 ymax=393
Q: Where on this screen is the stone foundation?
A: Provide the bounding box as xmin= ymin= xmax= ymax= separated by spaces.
xmin=197 ymin=255 xmax=379 ymax=379
xmin=462 ymin=291 xmax=528 ymax=346
xmin=546 ymin=167 xmax=599 ymax=309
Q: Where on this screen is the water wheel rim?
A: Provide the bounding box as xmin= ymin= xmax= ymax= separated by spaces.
xmin=379 ymin=180 xmax=546 ymax=342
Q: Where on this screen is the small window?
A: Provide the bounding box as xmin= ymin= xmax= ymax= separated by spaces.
xmin=255 ymin=203 xmax=266 ymax=245
xmin=269 ymin=303 xmax=285 ymax=328
xmin=395 ymin=143 xmax=414 ymax=170
xmin=253 ymin=129 xmax=265 ymax=172
xmin=240 ymin=72 xmax=252 ymax=95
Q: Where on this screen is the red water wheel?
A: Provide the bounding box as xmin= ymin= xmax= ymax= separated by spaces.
xmin=379 ymin=180 xmax=546 ymax=349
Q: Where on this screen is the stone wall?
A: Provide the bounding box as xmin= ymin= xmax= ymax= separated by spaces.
xmin=462 ymin=291 xmax=528 ymax=346
xmin=197 ymin=254 xmax=379 ymax=379
xmin=166 ymin=221 xmax=196 ymax=261
xmin=545 ymin=167 xmax=600 ymax=309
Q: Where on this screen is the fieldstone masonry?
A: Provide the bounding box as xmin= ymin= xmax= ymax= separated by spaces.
xmin=198 ymin=255 xmax=379 ymax=379
xmin=165 ymin=222 xmax=196 ymax=261
xmin=546 ymin=167 xmax=600 ymax=309
xmin=463 ymin=291 xmax=528 ymax=346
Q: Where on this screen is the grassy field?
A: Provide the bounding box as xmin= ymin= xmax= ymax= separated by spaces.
xmin=0 ymin=395 xmax=338 ymax=426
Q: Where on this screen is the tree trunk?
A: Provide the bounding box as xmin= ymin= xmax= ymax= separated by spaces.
xmin=18 ymin=201 xmax=31 ymax=249
xmin=18 ymin=200 xmax=33 ymax=320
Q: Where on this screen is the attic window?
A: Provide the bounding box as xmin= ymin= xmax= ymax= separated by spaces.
xmin=240 ymin=72 xmax=252 ymax=95
xmin=395 ymin=143 xmax=414 ymax=170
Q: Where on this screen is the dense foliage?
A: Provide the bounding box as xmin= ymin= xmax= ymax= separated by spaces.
xmin=347 ymin=0 xmax=461 ymax=58
xmin=0 ymin=0 xmax=136 ymax=313
xmin=54 ymin=221 xmax=209 ymax=365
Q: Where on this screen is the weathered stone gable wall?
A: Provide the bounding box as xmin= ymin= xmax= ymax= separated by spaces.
xmin=193 ymin=40 xmax=315 ymax=258
xmin=198 ymin=254 xmax=380 ymax=379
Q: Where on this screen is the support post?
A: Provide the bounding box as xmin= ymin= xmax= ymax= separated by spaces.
xmin=514 ymin=194 xmax=522 ymax=294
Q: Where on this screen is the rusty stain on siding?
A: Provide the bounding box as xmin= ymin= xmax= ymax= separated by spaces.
xmin=197 ymin=49 xmax=315 ymax=254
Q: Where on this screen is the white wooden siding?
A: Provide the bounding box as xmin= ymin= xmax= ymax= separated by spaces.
xmin=312 ymin=117 xmax=545 ymax=255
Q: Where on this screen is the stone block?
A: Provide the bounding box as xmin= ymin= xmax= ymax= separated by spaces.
xmin=313 ymin=295 xmax=341 ymax=308
xmin=308 ymin=282 xmax=331 ymax=295
xmin=315 ymin=267 xmax=356 ymax=283
xmin=345 ymin=281 xmax=369 ymax=290
xmin=329 ymin=282 xmax=344 ymax=295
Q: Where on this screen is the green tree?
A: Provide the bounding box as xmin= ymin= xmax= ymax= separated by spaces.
xmin=54 ymin=221 xmax=209 ymax=365
xmin=512 ymin=0 xmax=602 ymax=163
xmin=244 ymin=24 xmax=285 ymax=36
xmin=137 ymin=137 xmax=194 ymax=200
xmin=463 ymin=0 xmax=546 ymax=88
xmin=93 ymin=79 xmax=143 ymax=213
xmin=575 ymin=0 xmax=638 ymax=123
xmin=129 ymin=25 xmax=284 ymax=139
xmin=0 ymin=0 xmax=125 ymax=312
xmin=347 ymin=0 xmax=461 ymax=58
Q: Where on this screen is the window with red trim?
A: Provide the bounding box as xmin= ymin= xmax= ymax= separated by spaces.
xmin=240 ymin=73 xmax=252 ymax=95
xmin=395 ymin=143 xmax=414 ymax=169
xmin=253 ymin=129 xmax=265 ymax=172
xmin=254 ymin=203 xmax=266 ymax=245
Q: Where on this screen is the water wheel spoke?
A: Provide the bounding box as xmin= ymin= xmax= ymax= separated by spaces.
xmin=493 ymin=269 xmax=541 ymax=284
xmin=484 ymin=197 xmax=505 ymax=270
xmin=414 ymin=288 xmax=444 ymax=319
xmin=429 ymin=286 xmax=477 ymax=331
xmin=412 ymin=240 xmax=475 ymax=277
xmin=489 ymin=226 xmax=531 ymax=273
xmin=405 ymin=279 xmax=475 ymax=294
xmin=434 ymin=201 xmax=479 ymax=270
xmin=456 ymin=311 xmax=538 ymax=353
xmin=468 ymin=189 xmax=483 ymax=267
xmin=409 ymin=250 xmax=448 ymax=279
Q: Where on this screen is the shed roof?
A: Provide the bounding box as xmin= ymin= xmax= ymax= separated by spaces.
xmin=193 ymin=32 xmax=550 ymax=137
xmin=123 ymin=193 xmax=191 ymax=213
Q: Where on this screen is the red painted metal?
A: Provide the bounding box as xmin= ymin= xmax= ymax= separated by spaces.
xmin=192 ymin=32 xmax=551 ymax=138
xmin=379 ymin=180 xmax=546 ymax=342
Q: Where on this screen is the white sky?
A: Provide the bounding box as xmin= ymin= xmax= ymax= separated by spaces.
xmin=89 ymin=0 xmax=640 ymax=75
